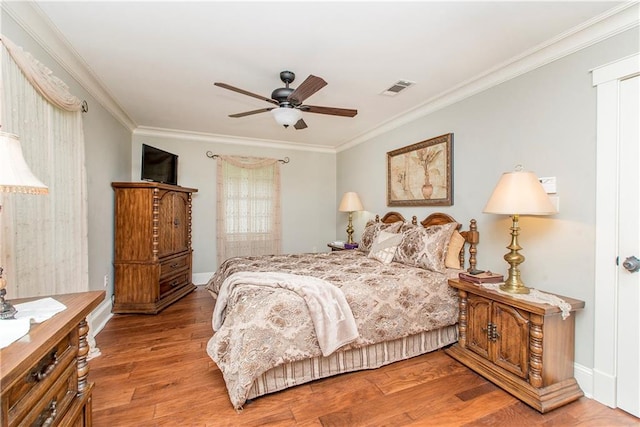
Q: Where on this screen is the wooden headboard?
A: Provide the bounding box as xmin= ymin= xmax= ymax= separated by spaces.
xmin=374 ymin=211 xmax=479 ymax=272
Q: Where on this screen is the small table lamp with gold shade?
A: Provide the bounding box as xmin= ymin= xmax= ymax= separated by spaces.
xmin=0 ymin=131 xmax=48 ymax=319
xmin=338 ymin=191 xmax=364 ymax=245
xmin=483 ymin=166 xmax=557 ymax=294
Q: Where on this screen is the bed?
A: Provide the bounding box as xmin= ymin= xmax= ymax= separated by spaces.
xmin=205 ymin=212 xmax=479 ymax=410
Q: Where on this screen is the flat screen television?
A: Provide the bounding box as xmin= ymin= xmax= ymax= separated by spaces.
xmin=141 ymin=144 xmax=178 ymax=185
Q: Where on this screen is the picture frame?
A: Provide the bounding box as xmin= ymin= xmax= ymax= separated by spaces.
xmin=387 ymin=133 xmax=453 ymax=206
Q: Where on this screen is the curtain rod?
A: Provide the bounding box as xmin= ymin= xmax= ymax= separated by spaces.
xmin=206 ymin=151 xmax=290 ymax=164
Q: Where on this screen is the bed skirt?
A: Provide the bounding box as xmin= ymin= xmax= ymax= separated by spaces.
xmin=246 ymin=324 xmax=458 ymax=401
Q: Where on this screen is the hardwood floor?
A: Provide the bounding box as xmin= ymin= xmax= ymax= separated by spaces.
xmin=90 ymin=287 xmax=638 ymax=426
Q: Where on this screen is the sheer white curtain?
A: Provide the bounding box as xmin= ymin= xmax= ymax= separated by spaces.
xmin=1 ymin=35 xmax=88 ymax=297
xmin=216 ymin=155 xmax=282 ymax=265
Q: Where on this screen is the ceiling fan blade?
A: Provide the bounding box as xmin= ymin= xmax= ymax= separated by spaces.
xmin=229 ymin=107 xmax=275 ymax=118
xmin=288 ymin=75 xmax=327 ymax=104
xmin=214 ymin=82 xmax=278 ymax=105
xmin=300 ymin=105 xmax=358 ymax=117
xmin=294 ymin=118 xmax=308 ymax=130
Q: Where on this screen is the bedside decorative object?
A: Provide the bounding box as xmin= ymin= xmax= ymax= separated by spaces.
xmin=338 ymin=192 xmax=363 ymax=244
xmin=0 ymin=131 xmax=49 ymax=320
xmin=483 ymin=166 xmax=556 ymax=294
xmin=459 ymin=271 xmax=504 ymax=284
xmin=445 ymin=279 xmax=585 ymax=413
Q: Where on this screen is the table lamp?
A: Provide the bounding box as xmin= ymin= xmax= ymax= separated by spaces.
xmin=483 ymin=167 xmax=556 ymax=294
xmin=338 ymin=192 xmax=363 ymax=245
xmin=0 ymin=131 xmax=48 ymax=319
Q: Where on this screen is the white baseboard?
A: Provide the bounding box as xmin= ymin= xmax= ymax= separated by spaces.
xmin=88 ymin=295 xmax=113 ymax=337
xmin=592 ymin=368 xmax=617 ymax=408
xmin=574 ymin=362 xmax=594 ymax=399
xmin=193 ymin=272 xmax=214 ymax=286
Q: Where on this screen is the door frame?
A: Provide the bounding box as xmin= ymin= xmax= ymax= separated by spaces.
xmin=592 ymin=53 xmax=639 ymax=407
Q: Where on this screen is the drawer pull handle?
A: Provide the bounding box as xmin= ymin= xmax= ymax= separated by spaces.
xmin=28 ymin=350 xmax=58 ymax=383
xmin=35 ymin=398 xmax=57 ymax=427
xmin=171 ymin=281 xmax=179 ymax=287
xmin=170 ymin=263 xmax=179 ymax=269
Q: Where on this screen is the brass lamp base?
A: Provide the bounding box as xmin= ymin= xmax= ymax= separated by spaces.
xmin=0 ymin=268 xmax=17 ymax=319
xmin=345 ymin=211 xmax=355 ymax=244
xmin=500 ymin=214 xmax=530 ymax=294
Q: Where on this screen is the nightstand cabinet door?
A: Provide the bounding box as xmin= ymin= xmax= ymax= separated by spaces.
xmin=466 ymin=295 xmax=530 ymax=380
xmin=467 ymin=293 xmax=491 ymax=359
xmin=493 ymin=301 xmax=529 ymax=379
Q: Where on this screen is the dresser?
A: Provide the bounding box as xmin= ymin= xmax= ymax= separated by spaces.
xmin=112 ymin=182 xmax=198 ymax=314
xmin=445 ymin=279 xmax=585 ymax=413
xmin=0 ymin=291 xmax=104 ymax=427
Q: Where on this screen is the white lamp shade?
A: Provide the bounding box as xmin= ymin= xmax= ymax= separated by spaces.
xmin=0 ymin=131 xmax=48 ymax=194
xmin=339 ymin=192 xmax=364 ymax=212
xmin=271 ymin=107 xmax=302 ymax=126
xmin=483 ymin=170 xmax=556 ymax=215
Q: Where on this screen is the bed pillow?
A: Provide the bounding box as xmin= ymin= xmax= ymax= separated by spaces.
xmin=445 ymin=230 xmax=466 ymax=270
xmin=394 ymin=222 xmax=458 ymax=273
xmin=368 ymin=231 xmax=403 ymax=264
xmin=359 ymin=220 xmax=403 ymax=252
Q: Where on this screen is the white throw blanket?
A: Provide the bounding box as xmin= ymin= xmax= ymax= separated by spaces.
xmin=213 ymin=271 xmax=359 ymax=356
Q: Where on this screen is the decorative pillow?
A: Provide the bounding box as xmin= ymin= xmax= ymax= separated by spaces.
xmin=445 ymin=230 xmax=466 ymax=270
xmin=394 ymin=222 xmax=458 ymax=273
xmin=368 ymin=231 xmax=403 ymax=264
xmin=359 ymin=220 xmax=403 ymax=252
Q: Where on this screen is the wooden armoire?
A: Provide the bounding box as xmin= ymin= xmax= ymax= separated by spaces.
xmin=111 ymin=182 xmax=198 ymax=314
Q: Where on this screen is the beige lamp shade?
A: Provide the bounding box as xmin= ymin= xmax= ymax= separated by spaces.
xmin=339 ymin=192 xmax=363 ymax=212
xmin=0 ymin=131 xmax=48 ymax=195
xmin=483 ymin=170 xmax=556 ymax=215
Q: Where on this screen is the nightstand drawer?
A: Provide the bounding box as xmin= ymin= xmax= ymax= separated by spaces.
xmin=160 ymin=253 xmax=190 ymax=278
xmin=5 ymin=330 xmax=77 ymax=425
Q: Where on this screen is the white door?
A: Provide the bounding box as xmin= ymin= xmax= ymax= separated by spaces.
xmin=592 ymin=54 xmax=640 ymax=417
xmin=616 ymin=74 xmax=639 ymax=417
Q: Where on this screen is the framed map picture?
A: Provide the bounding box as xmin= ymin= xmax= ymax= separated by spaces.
xmin=387 ymin=133 xmax=453 ymax=206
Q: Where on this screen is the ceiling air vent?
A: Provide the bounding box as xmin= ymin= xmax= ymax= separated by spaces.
xmin=381 ymin=80 xmax=415 ymax=96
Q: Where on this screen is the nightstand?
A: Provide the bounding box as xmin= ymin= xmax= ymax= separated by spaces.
xmin=444 ymin=278 xmax=585 ymax=413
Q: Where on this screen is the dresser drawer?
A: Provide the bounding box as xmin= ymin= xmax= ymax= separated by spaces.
xmin=19 ymin=361 xmax=78 ymax=427
xmin=159 ymin=271 xmax=190 ymax=298
xmin=5 ymin=330 xmax=77 ymax=425
xmin=160 ymin=254 xmax=189 ymax=278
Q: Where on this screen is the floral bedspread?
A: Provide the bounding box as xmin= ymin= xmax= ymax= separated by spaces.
xmin=205 ymin=250 xmax=460 ymax=409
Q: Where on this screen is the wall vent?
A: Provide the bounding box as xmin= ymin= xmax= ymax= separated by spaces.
xmin=381 ymin=80 xmax=415 ymax=96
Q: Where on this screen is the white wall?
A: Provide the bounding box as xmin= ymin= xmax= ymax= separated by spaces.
xmin=130 ymin=132 xmax=337 ymax=281
xmin=337 ymin=28 xmax=640 ymax=372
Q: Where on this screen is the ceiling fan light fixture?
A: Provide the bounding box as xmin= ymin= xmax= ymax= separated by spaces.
xmin=271 ymin=107 xmax=302 ymax=127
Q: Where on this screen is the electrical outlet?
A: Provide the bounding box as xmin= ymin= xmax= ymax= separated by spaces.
xmin=103 ymin=274 xmax=109 ymax=288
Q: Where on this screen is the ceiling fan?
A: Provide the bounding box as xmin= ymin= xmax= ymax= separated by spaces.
xmin=214 ymin=71 xmax=357 ymax=130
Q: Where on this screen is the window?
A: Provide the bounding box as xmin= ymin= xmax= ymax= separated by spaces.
xmin=216 ymin=156 xmax=282 ymax=265
xmin=1 ymin=35 xmax=88 ymax=297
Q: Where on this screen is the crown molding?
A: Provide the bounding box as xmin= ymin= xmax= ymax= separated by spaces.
xmin=134 ymin=126 xmax=336 ymax=154
xmin=2 ymin=1 xmax=137 ymax=131
xmin=338 ymin=2 xmax=639 ymax=152
xmin=4 ymin=1 xmax=637 ymax=153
